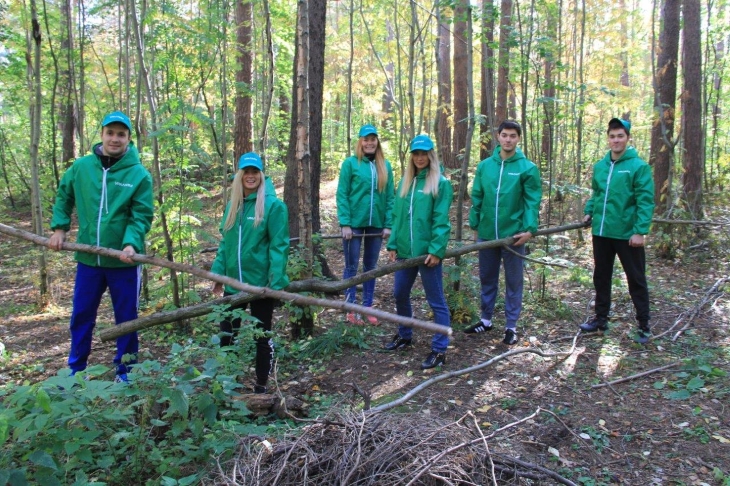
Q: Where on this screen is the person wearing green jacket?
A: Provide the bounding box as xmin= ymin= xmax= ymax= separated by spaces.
xmin=212 ymin=152 xmax=289 ymax=393
xmin=580 ymin=118 xmax=654 ymax=344
xmin=49 ymin=111 xmax=154 ymax=382
xmin=336 ymin=124 xmax=395 ymax=325
xmin=465 ymin=120 xmax=542 ymax=346
xmin=384 ymin=135 xmax=453 ymax=370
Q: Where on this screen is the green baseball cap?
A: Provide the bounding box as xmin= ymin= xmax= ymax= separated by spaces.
xmin=101 ymin=111 xmax=133 ymax=133
xmin=238 ymin=152 xmax=263 ymax=171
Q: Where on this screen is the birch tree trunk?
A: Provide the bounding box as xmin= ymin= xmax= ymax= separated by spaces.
xmin=129 ymin=0 xmax=182 ymax=311
xmin=27 ymin=0 xmax=50 ymax=307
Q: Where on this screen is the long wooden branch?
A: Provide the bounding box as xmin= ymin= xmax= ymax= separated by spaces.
xmin=0 ymin=223 xmax=451 ymax=340
xmin=368 ymin=334 xmax=578 ymax=413
xmin=287 ymin=221 xmax=591 ymax=293
xmin=2 ymin=221 xmax=592 ymax=338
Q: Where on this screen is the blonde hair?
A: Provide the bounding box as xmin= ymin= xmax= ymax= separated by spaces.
xmin=399 ymin=149 xmax=441 ymax=198
xmin=223 ymin=170 xmax=266 ymax=231
xmin=355 ymin=137 xmax=388 ymax=192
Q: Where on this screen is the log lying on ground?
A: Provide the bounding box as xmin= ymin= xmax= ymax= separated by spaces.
xmin=97 ymin=221 xmax=592 ymax=337
xmin=0 ymin=223 xmax=451 ymax=340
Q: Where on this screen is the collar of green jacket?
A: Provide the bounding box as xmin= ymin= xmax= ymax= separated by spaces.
xmin=491 ymin=145 xmax=527 ymax=164
xmin=92 ymin=141 xmax=141 ymax=170
xmin=600 ymin=146 xmax=639 ymax=165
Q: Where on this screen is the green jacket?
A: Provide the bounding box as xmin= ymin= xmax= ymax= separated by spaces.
xmin=584 ymin=147 xmax=655 ymax=239
xmin=469 ymin=146 xmax=542 ymax=240
xmin=211 ymin=178 xmax=290 ymax=293
xmin=336 ymin=156 xmax=395 ymax=229
xmin=387 ymin=168 xmax=453 ymax=259
xmin=50 ymin=142 xmax=154 ymax=268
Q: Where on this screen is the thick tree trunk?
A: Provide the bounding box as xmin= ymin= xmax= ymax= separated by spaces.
xmin=496 ymin=0 xmax=512 ymax=124
xmin=649 ymin=0 xmax=680 ymax=214
xmin=436 ymin=7 xmax=452 ymax=169
xmin=681 ymin=0 xmax=703 ymax=217
xmin=451 ymin=0 xmax=468 ymax=172
xmin=480 ymin=0 xmax=496 ymax=159
xmin=234 ymin=0 xmax=253 ymax=157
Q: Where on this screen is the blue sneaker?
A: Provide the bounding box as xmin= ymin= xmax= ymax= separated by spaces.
xmin=114 ymin=374 xmax=129 ymax=384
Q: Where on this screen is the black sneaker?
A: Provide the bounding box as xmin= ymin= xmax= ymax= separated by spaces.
xmin=464 ymin=320 xmax=493 ymax=334
xmin=253 ymin=384 xmax=268 ymax=394
xmin=580 ymin=317 xmax=609 ymax=333
xmin=421 ymin=351 xmax=446 ymax=369
xmin=383 ymin=335 xmax=412 ymax=351
xmin=634 ymin=322 xmax=652 ymax=344
xmin=503 ymin=329 xmax=518 ymax=345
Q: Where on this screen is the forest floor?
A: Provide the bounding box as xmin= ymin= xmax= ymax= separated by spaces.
xmin=1 ymin=181 xmax=729 ymax=485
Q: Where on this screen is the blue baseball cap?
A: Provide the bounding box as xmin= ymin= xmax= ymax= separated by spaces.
xmin=358 ymin=124 xmax=378 ymax=138
xmin=608 ymin=118 xmax=631 ymax=134
xmin=238 ymin=152 xmax=263 ymax=171
xmin=409 ymin=134 xmax=435 ymax=152
xmin=101 ymin=111 xmax=133 ymax=133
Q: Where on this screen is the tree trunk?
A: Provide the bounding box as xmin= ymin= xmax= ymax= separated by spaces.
xmin=454 ymin=3 xmax=475 ymax=291
xmin=451 ymin=0 xmax=468 ymax=172
xmin=480 ymin=0 xmax=496 ymax=159
xmin=27 ymin=0 xmax=50 ymax=308
xmin=496 ymin=0 xmax=512 ymax=124
xmin=681 ymin=0 xmax=703 ymax=217
xmin=234 ymin=0 xmax=253 ymax=157
xmin=129 ymin=0 xmax=182 ymax=311
xmin=60 ymin=0 xmax=76 ymax=171
xmin=649 ymin=0 xmax=680 ymax=214
xmin=436 ymin=5 xmax=452 ymax=169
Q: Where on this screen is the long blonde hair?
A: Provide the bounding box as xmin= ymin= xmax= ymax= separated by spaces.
xmin=399 ymin=149 xmax=441 ymax=198
xmin=223 ymin=170 xmax=266 ymax=231
xmin=355 ymin=137 xmax=387 ymax=192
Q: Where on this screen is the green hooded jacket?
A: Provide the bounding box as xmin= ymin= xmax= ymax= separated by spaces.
xmin=211 ymin=177 xmax=290 ymax=293
xmin=50 ymin=142 xmax=154 ymax=268
xmin=469 ymin=146 xmax=542 ymax=240
xmin=584 ymin=147 xmax=655 ymax=239
xmin=386 ymin=168 xmax=453 ymax=259
xmin=336 ymin=156 xmax=395 ymax=229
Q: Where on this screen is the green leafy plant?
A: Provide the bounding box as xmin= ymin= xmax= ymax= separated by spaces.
xmin=297 ymin=323 xmax=371 ymax=359
xmin=580 ymin=426 xmax=610 ymax=453
xmin=0 ymin=339 xmax=272 ymax=485
xmin=443 ymin=253 xmax=480 ymax=325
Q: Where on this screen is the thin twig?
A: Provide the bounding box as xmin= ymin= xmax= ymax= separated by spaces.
xmin=370 ymin=335 xmax=579 ymax=414
xmin=502 ymin=244 xmax=572 ymax=268
xmin=591 ymin=361 xmax=681 ymax=388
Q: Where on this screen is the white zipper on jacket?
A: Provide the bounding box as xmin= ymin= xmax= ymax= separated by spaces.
xmin=494 ymin=160 xmax=505 ymax=239
xmin=96 ymin=168 xmax=110 ymax=265
xmin=237 ymin=204 xmax=244 ymax=283
xmin=599 ymin=161 xmax=616 ymax=236
xmin=369 ymin=162 xmax=376 ymax=226
xmin=408 ymin=178 xmax=417 ymax=256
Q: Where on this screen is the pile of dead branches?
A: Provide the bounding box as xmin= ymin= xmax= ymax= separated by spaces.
xmin=206 ymin=409 xmax=577 ymax=485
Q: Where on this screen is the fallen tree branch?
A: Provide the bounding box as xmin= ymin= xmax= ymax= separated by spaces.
xmin=0 ymin=223 xmax=451 ymax=340
xmin=1 ymin=221 xmax=590 ymax=339
xmin=591 ymin=361 xmax=681 ymax=389
xmin=652 ymin=218 xmax=729 ymax=226
xmin=369 ymin=334 xmax=579 ymax=413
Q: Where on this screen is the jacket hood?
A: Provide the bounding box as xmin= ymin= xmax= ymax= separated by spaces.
xmin=93 ymin=142 xmax=141 ymax=171
xmin=491 ymin=145 xmax=527 ymax=164
xmin=600 ymin=146 xmax=639 ymax=165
